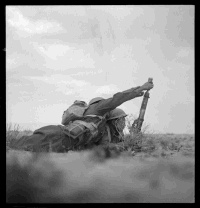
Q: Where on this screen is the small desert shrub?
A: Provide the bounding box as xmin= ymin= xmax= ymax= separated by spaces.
xmin=123 ymin=133 xmax=144 ymax=151
xmin=141 ymin=136 xmax=157 ymax=153
xmin=6 ymin=123 xmax=21 ymax=139
xmin=6 ymin=123 xmax=33 ymax=151
xmin=6 ymin=123 xmax=21 ymax=151
xmin=160 ymin=139 xmax=169 ymax=150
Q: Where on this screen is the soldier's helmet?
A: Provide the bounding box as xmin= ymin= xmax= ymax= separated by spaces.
xmin=107 ymin=108 xmax=127 ymax=120
xmin=89 ymin=97 xmax=104 ymax=106
xmin=73 ymin=100 xmax=87 ymax=107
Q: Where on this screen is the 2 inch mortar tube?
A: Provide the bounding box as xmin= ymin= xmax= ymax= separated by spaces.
xmin=138 ymin=77 xmax=153 ymax=123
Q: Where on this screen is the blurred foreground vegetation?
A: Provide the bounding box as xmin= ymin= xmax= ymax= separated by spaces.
xmin=6 ymin=123 xmax=194 ymax=203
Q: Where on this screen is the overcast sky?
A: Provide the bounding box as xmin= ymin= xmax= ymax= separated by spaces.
xmin=6 ymin=5 xmax=194 ymax=134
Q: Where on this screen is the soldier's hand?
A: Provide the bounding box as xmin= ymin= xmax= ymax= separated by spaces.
xmin=135 ymin=92 xmax=144 ymax=97
xmin=141 ymin=82 xmax=154 ymax=90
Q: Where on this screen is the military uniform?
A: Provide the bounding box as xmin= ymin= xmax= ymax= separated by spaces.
xmin=12 ymin=86 xmax=146 ymax=152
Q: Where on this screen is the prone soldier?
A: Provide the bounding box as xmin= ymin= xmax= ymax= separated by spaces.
xmin=12 ymin=81 xmax=153 ymax=153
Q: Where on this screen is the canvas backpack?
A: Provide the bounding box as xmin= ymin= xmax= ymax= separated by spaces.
xmin=61 ymin=100 xmax=88 ymax=126
xmin=61 ymin=112 xmax=110 ymax=151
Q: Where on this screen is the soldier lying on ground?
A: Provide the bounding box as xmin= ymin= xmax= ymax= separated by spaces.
xmin=11 ymin=81 xmax=153 ymax=153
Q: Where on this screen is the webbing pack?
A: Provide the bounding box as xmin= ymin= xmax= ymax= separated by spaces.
xmin=61 ymin=113 xmax=108 ymax=148
xmin=61 ymin=100 xmax=88 ymax=126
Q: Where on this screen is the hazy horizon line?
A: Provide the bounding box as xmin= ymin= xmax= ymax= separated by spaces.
xmin=6 ymin=121 xmax=194 ymax=135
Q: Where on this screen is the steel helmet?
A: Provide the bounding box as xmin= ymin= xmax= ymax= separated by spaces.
xmin=107 ymin=108 xmax=127 ymax=120
xmin=89 ymin=97 xmax=104 ymax=106
xmin=73 ymin=100 xmax=87 ymax=107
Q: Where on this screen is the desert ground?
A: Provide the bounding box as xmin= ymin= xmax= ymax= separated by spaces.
xmin=6 ymin=126 xmax=194 ymax=203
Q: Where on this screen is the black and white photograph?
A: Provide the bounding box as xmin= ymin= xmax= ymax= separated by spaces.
xmin=6 ymin=5 xmax=194 ymax=203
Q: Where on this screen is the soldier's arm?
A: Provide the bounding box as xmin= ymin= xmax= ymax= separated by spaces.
xmin=95 ymin=85 xmax=147 ymax=115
